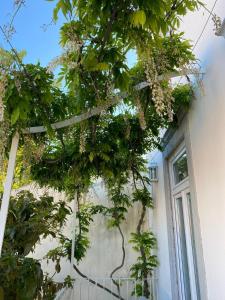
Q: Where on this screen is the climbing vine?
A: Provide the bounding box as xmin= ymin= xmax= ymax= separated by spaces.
xmin=0 ymin=0 xmax=200 ymax=299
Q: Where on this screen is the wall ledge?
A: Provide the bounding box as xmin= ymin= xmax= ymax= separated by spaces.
xmin=161 ymin=107 xmax=188 ymax=149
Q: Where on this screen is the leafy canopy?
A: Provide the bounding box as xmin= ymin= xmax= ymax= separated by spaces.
xmin=0 ymin=0 xmax=200 ymax=298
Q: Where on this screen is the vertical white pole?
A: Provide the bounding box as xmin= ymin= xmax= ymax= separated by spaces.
xmin=69 ymin=192 xmax=77 ymax=300
xmin=70 ymin=191 xmax=77 ymax=275
xmin=0 ymin=132 xmax=19 ymax=256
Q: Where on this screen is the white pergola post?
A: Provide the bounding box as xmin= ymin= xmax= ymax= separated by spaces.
xmin=70 ymin=192 xmax=77 ymax=275
xmin=0 ymin=132 xmax=19 ymax=256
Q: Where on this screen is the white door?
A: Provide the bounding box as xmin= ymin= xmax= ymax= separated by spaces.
xmin=169 ymin=146 xmax=200 ymax=300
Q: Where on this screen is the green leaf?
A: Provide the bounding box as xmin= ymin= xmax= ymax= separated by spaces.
xmin=11 ymin=106 xmax=20 ymax=125
xmin=89 ymin=152 xmax=94 ymax=162
xmin=160 ymin=21 xmax=167 ymax=36
xmin=100 ymin=153 xmax=110 ymax=161
xmin=115 ymin=71 xmax=129 ymax=91
xmin=82 ymin=51 xmax=98 ymax=70
xmin=149 ymin=17 xmax=159 ymax=33
xmin=94 ymin=62 xmax=110 ymax=71
xmin=0 ymin=287 xmax=4 ymax=300
xmin=130 ymin=10 xmax=146 ymax=28
xmin=53 ymin=3 xmax=61 ymax=21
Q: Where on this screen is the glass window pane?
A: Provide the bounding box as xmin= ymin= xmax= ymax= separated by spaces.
xmin=173 ymin=152 xmax=188 ymax=184
xmin=176 ymin=197 xmax=192 ymax=300
xmin=187 ymin=193 xmax=200 ymax=300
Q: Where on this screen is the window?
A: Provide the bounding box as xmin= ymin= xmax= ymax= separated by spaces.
xmin=169 ymin=146 xmax=200 ymax=300
xmin=173 ymin=151 xmax=188 ymax=185
xmin=149 ymin=165 xmax=158 ymax=182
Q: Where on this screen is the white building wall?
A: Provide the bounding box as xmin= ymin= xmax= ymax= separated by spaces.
xmin=150 ymin=152 xmax=172 ymax=300
xmin=26 ymin=181 xmax=150 ymax=298
xmin=187 ymin=39 xmax=225 ymax=300
xmin=150 ymin=36 xmax=225 ymax=300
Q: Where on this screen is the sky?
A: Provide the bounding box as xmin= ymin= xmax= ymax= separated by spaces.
xmin=179 ymin=0 xmax=225 ymax=63
xmin=0 ymin=1 xmax=64 ymax=66
xmin=0 ymin=0 xmax=225 ymax=68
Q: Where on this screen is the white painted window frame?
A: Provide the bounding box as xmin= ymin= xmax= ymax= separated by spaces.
xmin=169 ymin=144 xmax=199 ymax=300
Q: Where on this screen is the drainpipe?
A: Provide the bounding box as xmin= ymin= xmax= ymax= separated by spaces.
xmin=215 ymin=18 xmax=225 ymax=38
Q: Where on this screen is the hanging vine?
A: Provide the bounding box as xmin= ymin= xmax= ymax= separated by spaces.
xmin=0 ymin=0 xmax=200 ymax=299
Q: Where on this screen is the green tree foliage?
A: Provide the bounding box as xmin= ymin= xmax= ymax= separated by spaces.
xmin=3 ymin=63 xmax=74 ymax=130
xmin=0 ymin=191 xmax=71 ymax=300
xmin=0 ymin=0 xmax=199 ymax=298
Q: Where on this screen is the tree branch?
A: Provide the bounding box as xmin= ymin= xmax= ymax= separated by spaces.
xmin=99 ymin=7 xmax=118 ymax=56
xmin=110 ymin=224 xmax=126 ymax=297
xmin=133 ymin=167 xmax=147 ymax=189
xmin=133 ymin=174 xmax=150 ymax=298
xmin=73 ymin=264 xmax=125 ymax=300
xmin=137 ymin=203 xmax=150 ymax=298
xmin=136 ymin=203 xmax=146 ymax=235
xmin=165 ymin=0 xmax=185 ymax=21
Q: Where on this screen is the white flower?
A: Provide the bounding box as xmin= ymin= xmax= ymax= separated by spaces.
xmin=135 ymin=96 xmax=147 ymax=130
xmin=144 ymin=52 xmax=174 ymax=121
xmin=212 ymin=15 xmax=222 ymax=34
xmin=47 ymin=55 xmax=65 ymax=73
xmin=0 ymin=73 xmax=7 ymax=122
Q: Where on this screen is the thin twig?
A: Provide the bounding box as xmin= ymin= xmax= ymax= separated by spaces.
xmin=165 ymin=0 xmax=185 ymax=21
xmin=9 ymin=1 xmax=25 ymax=32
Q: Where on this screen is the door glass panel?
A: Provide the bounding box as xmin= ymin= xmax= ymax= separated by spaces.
xmin=187 ymin=193 xmax=200 ymax=300
xmin=176 ymin=197 xmax=192 ymax=300
xmin=170 ymin=147 xmax=200 ymax=300
xmin=173 ymin=152 xmax=188 ymax=185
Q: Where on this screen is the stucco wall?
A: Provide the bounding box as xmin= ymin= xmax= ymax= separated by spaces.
xmin=187 ymin=39 xmax=225 ymax=300
xmin=25 ymin=180 xmax=150 ymax=298
xmin=150 ymin=36 xmax=225 ymax=300
xmin=148 ymin=152 xmax=172 ymax=300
